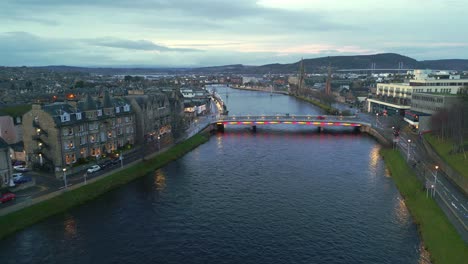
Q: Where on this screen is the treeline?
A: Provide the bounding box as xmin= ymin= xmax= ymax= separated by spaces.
xmin=430 ymin=87 xmax=468 ymax=156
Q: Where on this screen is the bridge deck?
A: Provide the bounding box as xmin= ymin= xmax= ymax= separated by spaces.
xmin=212 ymin=115 xmax=371 ymax=127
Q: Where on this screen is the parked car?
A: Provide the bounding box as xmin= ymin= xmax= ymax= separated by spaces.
xmin=111 ymin=157 xmax=120 ymax=165
xmin=13 ymin=175 xmax=32 ymax=184
xmin=0 ymin=193 xmax=16 ymax=204
xmin=12 ymin=173 xmax=23 ymax=180
xmin=13 ymin=165 xmax=28 ymax=172
xmin=87 ymin=165 xmax=101 ymax=173
xmin=99 ymin=160 xmax=113 ymax=169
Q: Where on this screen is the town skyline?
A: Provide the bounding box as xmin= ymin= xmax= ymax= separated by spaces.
xmin=1 ymin=0 xmax=468 ymax=67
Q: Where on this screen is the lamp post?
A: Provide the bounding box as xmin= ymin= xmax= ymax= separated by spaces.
xmin=62 ymin=168 xmax=68 ymax=190
xmin=120 ymin=152 xmax=124 ymax=168
xmin=433 ymin=165 xmax=439 ymax=197
xmin=157 ymin=135 xmax=161 ymax=151
xmin=407 ymin=139 xmax=411 ymax=161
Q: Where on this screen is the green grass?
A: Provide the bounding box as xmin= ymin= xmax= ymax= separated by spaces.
xmin=424 ymin=134 xmax=468 ymax=180
xmin=0 ymin=133 xmax=209 ymax=240
xmin=0 ymin=104 xmax=32 ymax=117
xmin=381 ymin=149 xmax=468 ymax=264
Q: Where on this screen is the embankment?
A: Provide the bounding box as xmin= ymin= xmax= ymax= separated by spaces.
xmin=0 ymin=133 xmax=209 ymax=240
xmin=380 ymin=149 xmax=468 ymax=264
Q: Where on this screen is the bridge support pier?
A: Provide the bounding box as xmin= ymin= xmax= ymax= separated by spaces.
xmin=317 ymin=127 xmax=324 ymax=133
xmin=216 ymin=123 xmax=224 ymax=133
xmin=252 ymin=125 xmax=257 ymax=132
xmin=355 ymin=126 xmax=361 ymax=133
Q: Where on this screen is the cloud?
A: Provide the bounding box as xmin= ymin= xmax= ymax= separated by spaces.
xmin=85 ymin=38 xmax=202 ymax=52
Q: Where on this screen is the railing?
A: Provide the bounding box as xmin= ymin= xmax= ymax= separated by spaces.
xmin=213 ymin=114 xmax=371 ymax=127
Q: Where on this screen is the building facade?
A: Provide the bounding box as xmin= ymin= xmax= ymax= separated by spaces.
xmin=0 ymin=138 xmax=13 ymax=188
xmin=367 ymin=69 xmax=468 ymax=115
xmin=23 ymin=93 xmax=136 ymax=176
xmin=127 ymin=92 xmax=171 ymax=145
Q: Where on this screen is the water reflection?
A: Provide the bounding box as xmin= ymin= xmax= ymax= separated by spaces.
xmin=63 ymin=215 xmax=77 ymax=238
xmin=368 ymin=145 xmax=381 ymax=170
xmin=154 ymin=169 xmax=166 ymax=191
xmin=394 ymin=197 xmax=410 ymax=224
xmin=216 ymin=134 xmax=223 ymax=150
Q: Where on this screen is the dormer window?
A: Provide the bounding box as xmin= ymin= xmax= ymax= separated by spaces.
xmin=61 ymin=112 xmax=70 ymax=122
xmin=116 ymin=107 xmax=120 ymax=113
xmin=123 ymin=104 xmax=130 ymax=112
xmin=97 ymin=109 xmax=103 ymax=116
xmin=76 ymin=112 xmax=82 ymax=120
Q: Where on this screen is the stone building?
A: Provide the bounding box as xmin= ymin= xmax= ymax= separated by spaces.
xmin=22 ymin=92 xmax=136 ymax=177
xmin=127 ymin=92 xmax=171 ymax=145
xmin=0 ymin=137 xmax=13 ymax=188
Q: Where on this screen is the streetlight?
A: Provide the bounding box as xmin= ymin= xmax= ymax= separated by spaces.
xmin=120 ymin=152 xmax=124 ymax=168
xmin=62 ymin=168 xmax=68 ymax=190
xmin=407 ymin=139 xmax=411 ymax=161
xmin=433 ymin=165 xmax=439 ymax=197
xmin=157 ymin=135 xmax=161 ymax=151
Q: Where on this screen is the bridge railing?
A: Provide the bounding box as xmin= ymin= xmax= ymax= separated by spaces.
xmin=217 ymin=114 xmax=358 ymax=121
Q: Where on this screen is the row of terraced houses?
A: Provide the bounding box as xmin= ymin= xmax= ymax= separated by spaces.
xmin=0 ymin=88 xmax=184 ymax=184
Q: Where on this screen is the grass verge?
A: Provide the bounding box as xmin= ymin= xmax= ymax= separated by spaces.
xmin=380 ymin=148 xmax=468 ymax=264
xmin=0 ymin=133 xmax=209 ymax=240
xmin=424 ymin=134 xmax=468 ymax=180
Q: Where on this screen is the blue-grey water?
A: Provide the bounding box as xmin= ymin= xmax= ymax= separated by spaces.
xmin=0 ymin=86 xmax=425 ymax=263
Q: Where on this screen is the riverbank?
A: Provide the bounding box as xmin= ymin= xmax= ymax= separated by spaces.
xmin=229 ymin=85 xmax=289 ymax=95
xmin=380 ymin=149 xmax=468 ymax=264
xmin=0 ymin=133 xmax=209 ymax=240
xmin=294 ymin=95 xmax=339 ymax=114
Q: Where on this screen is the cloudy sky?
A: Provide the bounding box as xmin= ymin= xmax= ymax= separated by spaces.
xmin=1 ymin=0 xmax=467 ymax=67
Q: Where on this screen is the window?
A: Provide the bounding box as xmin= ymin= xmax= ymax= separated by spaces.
xmin=76 ymin=112 xmax=82 ymax=120
xmin=65 ymin=153 xmax=76 ymax=164
xmin=97 ymin=109 xmax=103 ymax=116
xmin=118 ymin=128 xmax=123 ymax=135
xmin=65 ymin=140 xmax=74 ymax=150
xmin=79 ymin=124 xmax=85 ymax=132
xmin=125 ymin=116 xmax=129 ymax=123
xmin=90 ymin=135 xmax=96 ymax=143
xmin=117 ymin=118 xmax=122 ymax=124
xmin=80 ymin=148 xmax=87 ymax=157
xmin=80 ymin=136 xmax=87 ymax=145
xmin=116 ymin=107 xmax=120 ymax=113
xmin=61 ymin=112 xmax=70 ymax=122
xmin=124 ymin=104 xmax=130 ymax=112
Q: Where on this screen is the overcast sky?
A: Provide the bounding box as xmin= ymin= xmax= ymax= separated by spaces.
xmin=1 ymin=0 xmax=467 ymax=67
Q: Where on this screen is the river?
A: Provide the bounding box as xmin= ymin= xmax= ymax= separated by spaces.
xmin=0 ymin=86 xmax=426 ymax=263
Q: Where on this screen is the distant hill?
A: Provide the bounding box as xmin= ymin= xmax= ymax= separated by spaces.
xmin=34 ymin=53 xmax=468 ymax=74
xmin=421 ymin=59 xmax=468 ymax=71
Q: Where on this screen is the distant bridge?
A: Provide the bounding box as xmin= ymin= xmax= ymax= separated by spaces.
xmin=212 ymin=114 xmax=371 ymax=132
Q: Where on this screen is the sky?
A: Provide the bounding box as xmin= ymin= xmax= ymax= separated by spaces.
xmin=1 ymin=0 xmax=467 ymax=67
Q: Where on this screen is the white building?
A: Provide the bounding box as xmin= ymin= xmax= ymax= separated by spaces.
xmin=367 ymin=69 xmax=467 ymax=115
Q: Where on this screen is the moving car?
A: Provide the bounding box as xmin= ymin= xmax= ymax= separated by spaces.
xmin=13 ymin=165 xmax=28 ymax=172
xmin=317 ymin=115 xmax=326 ymax=120
xmin=87 ymin=165 xmax=101 ymax=173
xmin=0 ymin=193 xmax=16 ymax=204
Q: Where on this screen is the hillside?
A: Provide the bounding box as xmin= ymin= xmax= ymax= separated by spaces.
xmin=34 ymin=53 xmax=468 ymax=74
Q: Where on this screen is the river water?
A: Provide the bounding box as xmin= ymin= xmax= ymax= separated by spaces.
xmin=0 ymin=86 xmax=425 ymax=263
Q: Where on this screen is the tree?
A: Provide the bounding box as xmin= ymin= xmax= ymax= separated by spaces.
xmin=74 ymin=80 xmax=84 ymax=88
